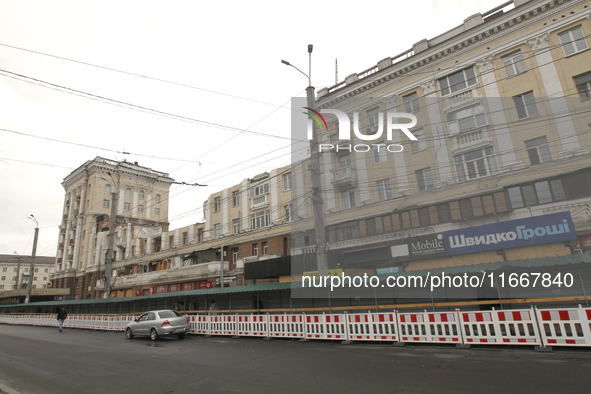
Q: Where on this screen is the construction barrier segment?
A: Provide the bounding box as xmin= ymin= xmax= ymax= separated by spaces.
xmin=3 ymin=307 xmax=591 ymax=348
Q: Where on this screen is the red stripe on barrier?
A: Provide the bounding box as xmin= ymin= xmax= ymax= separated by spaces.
xmin=441 ymin=314 xmax=448 ymax=323
xmin=586 ymin=310 xmax=591 ymax=321
xmin=378 ymin=315 xmax=385 ymax=323
xmin=513 ymin=311 xmax=523 ymax=321
xmin=559 ymin=310 xmax=570 ymax=321
xmin=429 ymin=314 xmax=435 ymax=323
xmin=475 ymin=313 xmax=484 ymax=322
xmin=566 ymin=339 xmax=576 ymax=344
xmin=548 ymin=339 xmax=557 ymax=344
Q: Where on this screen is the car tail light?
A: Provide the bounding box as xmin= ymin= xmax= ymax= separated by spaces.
xmin=187 ymin=317 xmax=190 ymax=323
xmin=161 ymin=320 xmax=170 ymax=327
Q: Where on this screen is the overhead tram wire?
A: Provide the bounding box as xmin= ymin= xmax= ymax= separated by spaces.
xmin=0 ymin=42 xmax=287 ymax=110
xmin=0 ymin=68 xmax=297 ymax=142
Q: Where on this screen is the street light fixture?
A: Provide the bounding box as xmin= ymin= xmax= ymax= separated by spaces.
xmin=281 ymin=45 xmax=328 ymax=276
xmin=25 ymin=214 xmax=39 ymax=304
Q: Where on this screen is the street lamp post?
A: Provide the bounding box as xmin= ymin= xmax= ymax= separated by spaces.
xmin=25 ymin=214 xmax=39 ymax=304
xmin=282 ymin=45 xmax=328 ymax=276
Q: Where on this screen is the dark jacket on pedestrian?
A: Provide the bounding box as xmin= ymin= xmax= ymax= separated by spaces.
xmin=57 ymin=309 xmax=68 ymax=321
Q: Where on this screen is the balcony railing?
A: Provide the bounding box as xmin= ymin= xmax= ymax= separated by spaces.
xmin=251 ymin=194 xmax=268 ymax=210
xmin=331 ymin=166 xmax=356 ymax=189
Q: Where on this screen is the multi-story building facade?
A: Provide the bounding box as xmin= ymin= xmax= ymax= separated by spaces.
xmin=51 ymin=157 xmax=174 ymax=299
xmin=287 ymin=0 xmax=591 ymax=297
xmin=52 ymin=0 xmax=591 ymax=302
xmin=0 ymin=254 xmax=54 ymax=291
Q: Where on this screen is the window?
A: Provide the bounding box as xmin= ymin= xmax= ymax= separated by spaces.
xmin=138 ymin=205 xmax=144 ymax=213
xmin=35 ymin=268 xmax=38 ymax=273
xmin=377 ymin=179 xmax=392 ymax=201
xmin=251 ymin=210 xmax=270 ymax=229
xmin=214 ymin=197 xmax=221 ymax=212
xmin=283 ymin=173 xmax=292 ymax=191
xmin=513 ymin=91 xmax=539 ymax=119
xmin=232 ymin=190 xmax=240 ymax=206
xmin=125 ymin=188 xmax=131 ymax=197
xmin=103 ymin=199 xmax=110 ymax=209
xmin=139 ymin=190 xmax=145 ymax=200
xmin=169 ymin=235 xmax=174 ymax=248
xmin=501 ymin=50 xmax=526 ymax=77
xmin=262 ymin=241 xmax=268 ymax=255
xmin=416 ymin=168 xmax=434 ymax=191
xmin=508 ymin=179 xmax=566 ymax=208
xmin=1 ymin=276 xmax=5 ymax=281
xmin=214 ymin=224 xmax=221 ymax=239
xmin=250 ymin=182 xmax=269 ymax=198
xmin=2 ymin=268 xmax=6 ymax=272
xmin=197 ymin=228 xmax=204 ymax=242
xmin=339 ymin=154 xmax=351 ymax=168
xmin=155 ymin=194 xmax=161 ymax=203
xmin=574 ymin=72 xmax=591 ymax=102
xmin=252 ymin=243 xmax=259 ymax=256
xmin=182 ymin=232 xmax=188 ymax=246
xmin=124 ymin=202 xmax=130 ymax=211
xmin=559 ymin=26 xmax=588 ymax=56
xmin=439 ymin=67 xmax=477 ymax=96
xmin=233 ymin=218 xmax=240 ymax=234
xmin=446 ymin=104 xmax=487 ymax=135
xmin=403 ymin=92 xmax=420 ymax=113
xmin=372 ymin=144 xmax=387 ymax=164
xmin=328 ymin=222 xmax=360 ymax=242
xmin=105 ymin=184 xmax=111 ymax=194
xmin=232 ymin=247 xmax=239 ymax=263
xmin=525 ymin=136 xmax=552 ymax=165
xmin=411 ymin=128 xmax=427 ymax=152
xmin=366 ymin=107 xmax=380 ymax=133
xmin=342 ymin=189 xmax=355 ymax=209
xmin=285 ymin=204 xmax=294 ymax=223
xmin=455 ymin=147 xmax=498 ymax=182
xmin=155 ymin=208 xmax=160 ymax=216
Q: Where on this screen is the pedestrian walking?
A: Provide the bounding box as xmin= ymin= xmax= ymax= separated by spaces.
xmin=208 ymin=299 xmax=219 ymax=315
xmin=57 ymin=307 xmax=68 ymax=332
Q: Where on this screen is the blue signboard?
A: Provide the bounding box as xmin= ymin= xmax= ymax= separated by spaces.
xmin=444 ymin=212 xmax=576 ymax=256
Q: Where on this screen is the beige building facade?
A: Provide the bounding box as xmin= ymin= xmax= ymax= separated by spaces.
xmin=52 ymin=0 xmax=591 ymax=301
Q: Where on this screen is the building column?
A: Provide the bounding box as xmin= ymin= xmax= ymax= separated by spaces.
xmin=527 ymin=32 xmax=586 ymax=156
xmin=421 ymin=79 xmax=454 ymax=186
xmin=476 ymin=55 xmax=520 ymax=170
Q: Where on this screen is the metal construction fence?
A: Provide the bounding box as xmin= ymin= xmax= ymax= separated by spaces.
xmin=2 ymin=306 xmax=591 ymax=348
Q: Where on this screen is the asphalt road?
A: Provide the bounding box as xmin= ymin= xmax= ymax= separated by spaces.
xmin=1 ymin=324 xmax=591 ymax=393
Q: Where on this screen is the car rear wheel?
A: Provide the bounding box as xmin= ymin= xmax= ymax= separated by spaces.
xmin=126 ymin=328 xmax=134 ymax=339
xmin=150 ymin=328 xmax=159 ymax=341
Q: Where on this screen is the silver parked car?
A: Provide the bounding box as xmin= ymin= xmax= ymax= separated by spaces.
xmin=125 ymin=310 xmax=190 ymax=341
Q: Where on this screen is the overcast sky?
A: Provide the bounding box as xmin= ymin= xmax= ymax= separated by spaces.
xmin=0 ymin=0 xmax=506 ymax=257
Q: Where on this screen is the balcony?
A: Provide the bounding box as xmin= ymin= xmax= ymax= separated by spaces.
xmin=451 ymin=128 xmax=492 ymax=153
xmin=444 ymin=88 xmax=476 ymax=110
xmin=251 ymin=194 xmax=268 ymax=210
xmin=331 ymin=166 xmax=356 ymax=189
xmin=115 ymin=235 xmax=126 ymax=248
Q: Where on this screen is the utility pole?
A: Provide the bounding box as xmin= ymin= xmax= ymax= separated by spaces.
xmin=103 ymin=181 xmax=118 ymax=299
xmin=25 ymin=214 xmax=39 ymax=304
xmin=283 ymin=45 xmax=328 ymax=276
xmin=306 ymin=45 xmax=328 ymax=276
xmin=220 ymin=245 xmax=224 ymax=289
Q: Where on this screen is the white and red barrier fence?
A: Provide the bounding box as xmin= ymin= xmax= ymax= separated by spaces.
xmin=2 ymin=307 xmax=591 ymax=348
